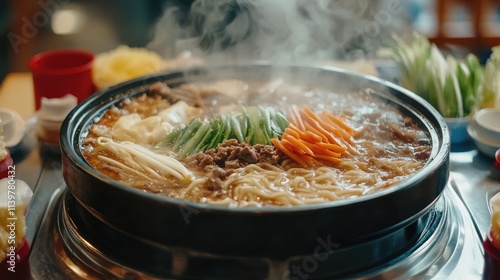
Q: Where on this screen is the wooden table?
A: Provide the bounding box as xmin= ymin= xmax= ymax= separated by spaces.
xmin=0 ymin=72 xmax=35 ymax=120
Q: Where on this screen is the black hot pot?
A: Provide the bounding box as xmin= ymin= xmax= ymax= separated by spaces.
xmin=60 ymin=63 xmax=450 ymax=262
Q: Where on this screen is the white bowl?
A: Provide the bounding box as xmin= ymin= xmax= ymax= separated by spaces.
xmin=474 ymin=108 xmax=500 ymax=142
xmin=468 ymin=123 xmax=500 ymax=158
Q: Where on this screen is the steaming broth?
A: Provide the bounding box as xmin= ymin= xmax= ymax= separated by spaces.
xmin=83 ymin=80 xmax=431 ymax=207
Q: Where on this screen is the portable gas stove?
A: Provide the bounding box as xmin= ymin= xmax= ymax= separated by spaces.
xmin=14 ymin=128 xmax=496 ymax=280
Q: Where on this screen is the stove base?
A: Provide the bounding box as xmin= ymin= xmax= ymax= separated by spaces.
xmin=29 ymin=183 xmax=484 ymax=279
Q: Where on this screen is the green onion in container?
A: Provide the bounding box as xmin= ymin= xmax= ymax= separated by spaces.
xmin=391 ymin=33 xmax=494 ymax=119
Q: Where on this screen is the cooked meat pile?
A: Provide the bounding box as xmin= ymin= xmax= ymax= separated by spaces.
xmin=183 ymin=139 xmax=286 ymax=191
xmin=184 ymin=139 xmax=285 ymax=169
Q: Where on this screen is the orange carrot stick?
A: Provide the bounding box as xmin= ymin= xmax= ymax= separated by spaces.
xmin=274 ymin=106 xmax=360 ymax=166
xmin=281 ymin=139 xmax=315 ymax=165
xmin=302 ymin=106 xmax=325 ymax=124
xmin=282 ymin=134 xmax=314 ymax=156
xmin=281 ymin=138 xmax=301 ymax=153
xmin=303 ymin=107 xmax=357 ymax=157
xmin=317 ymin=115 xmax=353 ymax=142
xmin=299 ymin=109 xmax=337 ymax=141
xmin=289 ymin=124 xmax=322 ymax=143
xmin=321 ymin=113 xmax=355 ymax=134
xmin=303 ymin=131 xmax=323 ymax=143
xmin=321 ymin=119 xmax=355 ymax=144
xmin=283 ymin=127 xmax=300 ymax=139
xmin=306 ymin=121 xmax=338 ymax=145
xmin=302 ymin=142 xmax=341 ymax=158
xmin=302 ymin=107 xmax=351 ymax=144
xmin=314 ymin=142 xmax=345 ymax=154
xmin=304 ymin=123 xmax=329 ymax=142
xmin=304 ymin=114 xmax=353 ymax=155
xmin=271 ymin=138 xmax=308 ymax=167
xmin=314 ymin=154 xmax=342 ymax=165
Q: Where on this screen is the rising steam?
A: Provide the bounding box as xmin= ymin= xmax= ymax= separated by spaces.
xmin=148 ymin=0 xmax=404 ymax=64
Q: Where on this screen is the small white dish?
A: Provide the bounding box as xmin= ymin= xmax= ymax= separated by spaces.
xmin=468 ymin=123 xmax=500 ymax=158
xmin=473 ymin=108 xmax=500 ymax=142
xmin=0 ymin=108 xmax=26 ymax=149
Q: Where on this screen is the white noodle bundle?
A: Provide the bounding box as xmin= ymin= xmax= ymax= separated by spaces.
xmin=96 ymin=137 xmax=191 ymax=181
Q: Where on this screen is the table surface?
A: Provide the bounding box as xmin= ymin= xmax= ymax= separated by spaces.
xmin=0 ymin=72 xmax=35 ymax=120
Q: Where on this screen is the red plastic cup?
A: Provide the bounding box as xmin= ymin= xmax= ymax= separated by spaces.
xmin=29 ymin=49 xmax=95 ymax=110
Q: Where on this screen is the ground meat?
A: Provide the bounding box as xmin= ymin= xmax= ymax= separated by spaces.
xmin=205 ymin=177 xmax=223 ymax=192
xmin=183 ymin=140 xmax=285 ymax=192
xmin=204 ymin=166 xmax=235 ymax=191
xmin=148 ymin=82 xmax=202 ymax=108
xmin=187 ymin=153 xmax=215 ymax=167
xmin=184 ymin=139 xmax=286 ymax=171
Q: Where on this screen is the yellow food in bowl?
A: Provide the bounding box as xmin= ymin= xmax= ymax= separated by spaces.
xmin=92 ymin=46 xmax=165 ymax=90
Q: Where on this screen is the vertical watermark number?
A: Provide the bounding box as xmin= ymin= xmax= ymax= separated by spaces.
xmin=6 ymin=165 xmax=17 ymax=273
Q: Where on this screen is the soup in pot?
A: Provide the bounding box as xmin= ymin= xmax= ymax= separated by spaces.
xmin=82 ymin=80 xmax=431 ymax=207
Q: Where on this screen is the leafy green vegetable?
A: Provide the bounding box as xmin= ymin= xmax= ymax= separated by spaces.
xmin=152 ymin=124 xmax=185 ymax=149
xmin=177 ymin=122 xmax=211 ymax=158
xmin=230 ymin=115 xmax=244 ymax=143
xmin=391 ymin=33 xmax=494 ymax=118
xmin=171 ymin=118 xmax=202 ymax=152
xmin=246 ymin=106 xmax=267 ymax=145
xmin=193 ymin=125 xmax=214 ymax=152
xmin=154 ymin=106 xmax=288 ymax=157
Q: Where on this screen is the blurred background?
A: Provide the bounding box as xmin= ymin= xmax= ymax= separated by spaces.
xmin=1 ymin=0 xmax=500 ymax=83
